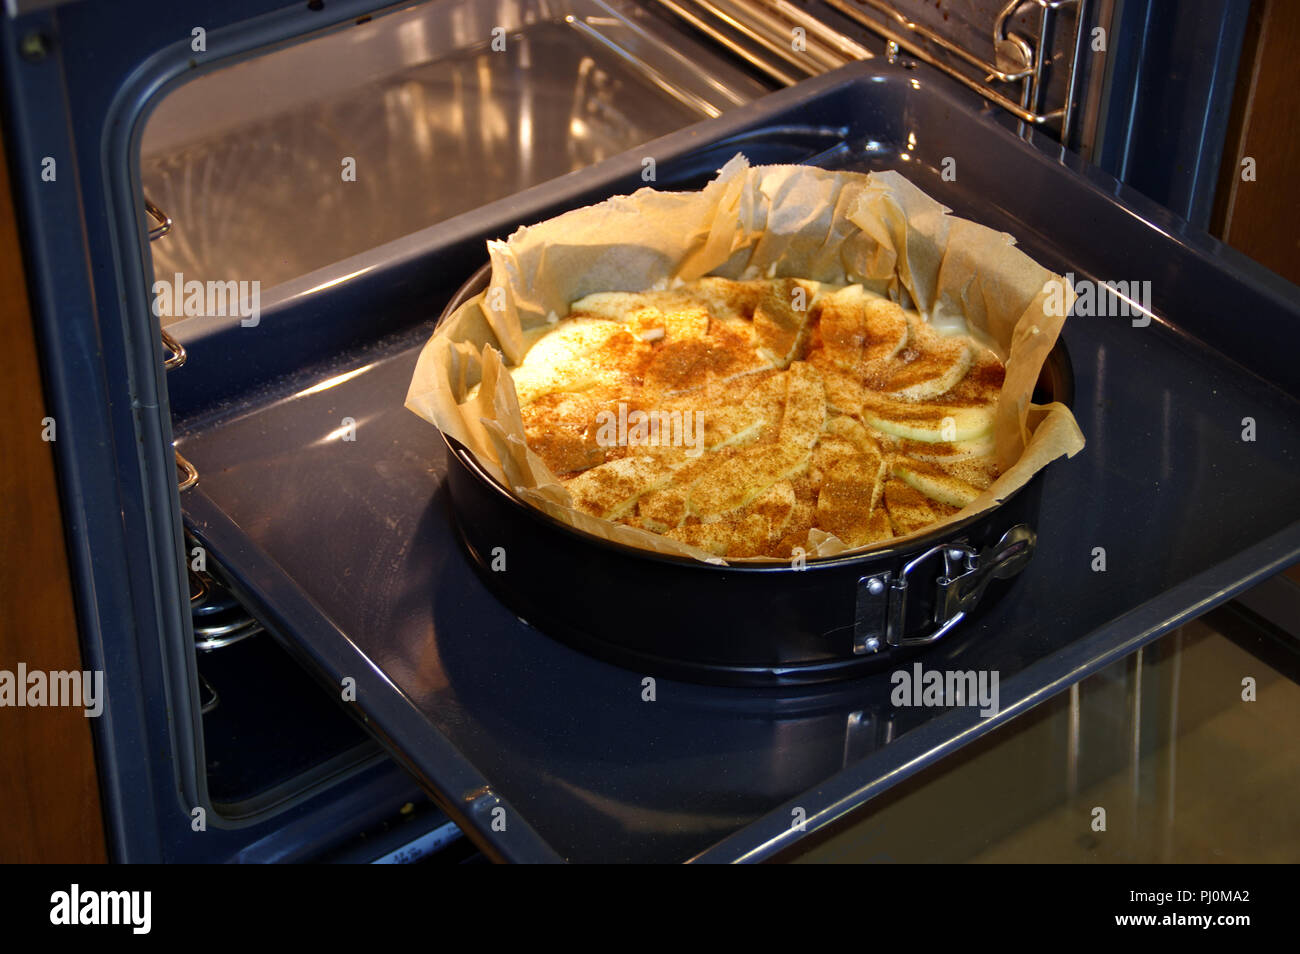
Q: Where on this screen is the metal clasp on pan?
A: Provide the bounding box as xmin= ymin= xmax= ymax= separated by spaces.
xmin=853 ymin=525 xmax=1036 ymax=654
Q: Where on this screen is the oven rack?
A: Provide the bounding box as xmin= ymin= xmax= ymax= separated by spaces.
xmin=652 ymin=0 xmax=1086 ymax=134
xmin=189 ymin=564 xmax=265 ymax=653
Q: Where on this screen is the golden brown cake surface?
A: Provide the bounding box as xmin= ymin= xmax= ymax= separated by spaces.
xmin=506 ymin=277 xmax=1004 ymax=559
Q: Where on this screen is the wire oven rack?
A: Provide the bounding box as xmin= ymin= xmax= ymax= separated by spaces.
xmin=652 ymin=0 xmax=1086 ymax=133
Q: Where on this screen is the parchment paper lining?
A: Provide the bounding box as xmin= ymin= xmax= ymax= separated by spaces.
xmin=406 ymin=157 xmax=1085 ymax=564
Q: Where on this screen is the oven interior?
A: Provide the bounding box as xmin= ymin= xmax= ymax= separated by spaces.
xmin=7 ymin=0 xmax=1295 ymax=862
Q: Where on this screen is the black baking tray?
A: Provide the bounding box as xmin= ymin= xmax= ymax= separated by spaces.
xmin=171 ymin=61 xmax=1300 ymax=862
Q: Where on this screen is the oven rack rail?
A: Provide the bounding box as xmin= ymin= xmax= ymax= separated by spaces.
xmin=652 ymin=0 xmax=1086 ymax=133
xmin=147 ymin=195 xmax=198 ymax=491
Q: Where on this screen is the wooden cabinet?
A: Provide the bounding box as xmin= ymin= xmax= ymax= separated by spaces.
xmin=1213 ymin=0 xmax=1300 ymax=285
xmin=0 ymin=128 xmax=106 ymax=863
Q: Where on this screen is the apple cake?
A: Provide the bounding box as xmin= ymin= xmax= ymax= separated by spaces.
xmin=506 ymin=276 xmax=1004 ymax=559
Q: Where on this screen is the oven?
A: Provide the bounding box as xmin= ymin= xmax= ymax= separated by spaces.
xmin=2 ymin=0 xmax=1297 ymax=864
